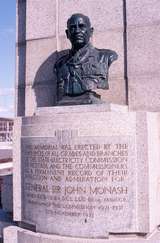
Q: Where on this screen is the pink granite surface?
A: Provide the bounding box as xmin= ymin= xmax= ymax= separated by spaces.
xmin=127 ymin=0 xmax=160 ymax=111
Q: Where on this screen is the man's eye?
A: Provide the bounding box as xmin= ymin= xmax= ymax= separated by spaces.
xmin=79 ymin=24 xmax=85 ymax=28
xmin=70 ymin=25 xmax=76 ymax=29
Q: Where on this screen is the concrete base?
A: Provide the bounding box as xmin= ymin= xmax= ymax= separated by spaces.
xmin=3 ymin=226 xmax=160 ymax=243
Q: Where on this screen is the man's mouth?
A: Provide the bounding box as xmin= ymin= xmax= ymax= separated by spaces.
xmin=74 ymin=34 xmax=84 ymax=39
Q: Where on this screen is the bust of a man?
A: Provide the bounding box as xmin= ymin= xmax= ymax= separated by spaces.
xmin=55 ymin=13 xmax=118 ymax=105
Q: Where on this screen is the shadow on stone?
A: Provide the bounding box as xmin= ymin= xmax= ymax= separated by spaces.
xmin=33 ymin=51 xmax=57 ymax=107
xmin=33 ymin=50 xmax=70 ymax=108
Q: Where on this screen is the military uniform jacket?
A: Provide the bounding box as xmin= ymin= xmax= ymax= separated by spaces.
xmin=55 ymin=43 xmax=118 ymax=98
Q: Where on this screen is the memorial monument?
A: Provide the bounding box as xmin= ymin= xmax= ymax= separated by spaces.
xmin=4 ymin=1 xmax=160 ymax=243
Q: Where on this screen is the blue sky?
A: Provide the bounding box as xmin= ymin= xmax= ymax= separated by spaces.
xmin=0 ymin=1 xmax=16 ymax=118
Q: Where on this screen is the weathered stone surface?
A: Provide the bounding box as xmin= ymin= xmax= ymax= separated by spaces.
xmin=97 ymin=77 xmax=126 ymax=105
xmin=127 ymin=1 xmax=160 ymax=111
xmin=126 ymin=0 xmax=160 ymax=26
xmin=24 ymin=38 xmax=57 ymax=115
xmin=127 ymin=24 xmax=160 ymax=111
xmin=3 ymin=226 xmax=160 ymax=243
xmin=26 ymin=0 xmax=57 ymax=40
xmin=58 ymin=0 xmax=123 ymax=36
xmin=13 ymin=105 xmax=160 ymax=237
xmin=127 ymin=25 xmax=160 ymax=77
xmin=128 ymin=75 xmax=160 ymax=111
xmin=26 ymin=38 xmax=57 ymax=86
xmin=36 ymin=104 xmax=128 ymax=115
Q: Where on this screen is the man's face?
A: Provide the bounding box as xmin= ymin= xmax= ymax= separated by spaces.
xmin=66 ymin=15 xmax=93 ymax=49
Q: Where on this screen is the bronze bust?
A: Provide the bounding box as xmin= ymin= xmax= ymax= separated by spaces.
xmin=55 ymin=13 xmax=118 ymax=105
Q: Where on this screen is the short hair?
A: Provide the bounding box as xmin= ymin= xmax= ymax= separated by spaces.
xmin=67 ymin=13 xmax=91 ymax=28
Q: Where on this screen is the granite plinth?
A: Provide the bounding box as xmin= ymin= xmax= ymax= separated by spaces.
xmin=4 ymin=226 xmax=160 ymax=243
xmin=13 ymin=104 xmax=160 ymax=238
xmin=36 ymin=103 xmax=128 ymax=115
xmin=57 ymin=92 xmax=102 ymax=106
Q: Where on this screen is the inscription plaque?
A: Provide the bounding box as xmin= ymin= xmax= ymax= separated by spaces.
xmin=21 ymin=131 xmax=136 ymax=237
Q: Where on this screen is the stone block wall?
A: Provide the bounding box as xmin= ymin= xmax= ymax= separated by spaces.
xmin=16 ymin=0 xmax=126 ymax=116
xmin=126 ymin=0 xmax=160 ymax=111
xmin=16 ymin=0 xmax=160 ymax=116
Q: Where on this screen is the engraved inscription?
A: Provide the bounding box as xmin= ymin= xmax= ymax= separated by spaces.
xmin=22 ymin=136 xmax=135 ymax=223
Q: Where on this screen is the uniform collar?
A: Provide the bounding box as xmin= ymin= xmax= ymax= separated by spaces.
xmin=68 ymin=43 xmax=93 ymax=64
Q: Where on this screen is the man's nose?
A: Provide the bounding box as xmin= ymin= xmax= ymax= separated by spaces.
xmin=74 ymin=24 xmax=81 ymax=33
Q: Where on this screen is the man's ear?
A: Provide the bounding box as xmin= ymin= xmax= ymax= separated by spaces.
xmin=90 ymin=27 xmax=94 ymax=37
xmin=65 ymin=29 xmax=69 ymax=39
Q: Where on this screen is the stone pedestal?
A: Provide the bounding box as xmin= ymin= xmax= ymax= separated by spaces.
xmin=4 ymin=104 xmax=160 ymax=242
xmin=3 ymin=226 xmax=160 ymax=243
